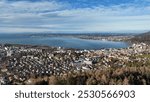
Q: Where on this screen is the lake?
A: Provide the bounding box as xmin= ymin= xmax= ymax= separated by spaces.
xmin=0 ymin=34 xmax=129 ymax=50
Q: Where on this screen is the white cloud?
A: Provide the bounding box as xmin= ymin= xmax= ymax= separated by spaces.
xmin=0 ymin=0 xmax=150 ymax=33
xmin=52 ymin=5 xmax=150 ymax=32
xmin=0 ymin=0 xmax=66 ymax=18
xmin=0 ymin=27 xmax=52 ymax=33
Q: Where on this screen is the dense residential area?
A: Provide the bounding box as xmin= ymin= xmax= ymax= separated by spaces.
xmin=0 ymin=39 xmax=150 ymax=85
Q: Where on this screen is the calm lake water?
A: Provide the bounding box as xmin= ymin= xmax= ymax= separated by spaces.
xmin=0 ymin=34 xmax=129 ymax=50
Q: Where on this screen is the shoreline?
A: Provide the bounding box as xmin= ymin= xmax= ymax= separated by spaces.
xmin=0 ymin=34 xmax=132 ymax=50
xmin=28 ymin=34 xmax=134 ymax=42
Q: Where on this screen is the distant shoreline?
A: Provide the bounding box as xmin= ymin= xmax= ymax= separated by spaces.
xmin=27 ymin=33 xmax=134 ymax=41
xmin=0 ymin=34 xmax=130 ymax=50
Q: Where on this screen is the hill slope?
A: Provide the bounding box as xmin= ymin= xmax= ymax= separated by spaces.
xmin=130 ymin=32 xmax=150 ymax=44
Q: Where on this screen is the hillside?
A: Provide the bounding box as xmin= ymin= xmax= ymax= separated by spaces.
xmin=130 ymin=32 xmax=150 ymax=44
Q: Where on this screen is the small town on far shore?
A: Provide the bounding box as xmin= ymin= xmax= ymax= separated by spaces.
xmin=0 ymin=33 xmax=150 ymax=85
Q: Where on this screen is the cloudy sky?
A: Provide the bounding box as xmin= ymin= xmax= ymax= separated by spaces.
xmin=0 ymin=0 xmax=150 ymax=33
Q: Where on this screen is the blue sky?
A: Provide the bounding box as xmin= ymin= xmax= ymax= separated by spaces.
xmin=0 ymin=0 xmax=150 ymax=33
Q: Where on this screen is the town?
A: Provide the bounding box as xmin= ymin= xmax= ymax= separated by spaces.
xmin=0 ymin=43 xmax=150 ymax=85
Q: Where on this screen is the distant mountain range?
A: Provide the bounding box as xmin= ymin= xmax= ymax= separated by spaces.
xmin=130 ymin=31 xmax=150 ymax=44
